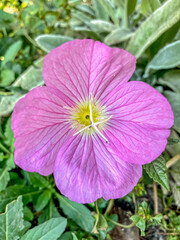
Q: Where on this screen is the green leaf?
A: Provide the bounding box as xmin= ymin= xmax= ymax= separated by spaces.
xmin=57 ymin=194 xmax=94 ymax=232
xmin=158 ymin=70 xmax=180 ymax=93
xmin=36 ymin=190 xmax=52 ymax=212
xmin=98 ymin=0 xmax=119 ymax=25
xmin=144 ymin=155 xmax=170 ymax=190
xmin=26 ymin=172 xmax=50 ymax=189
xmin=58 ymin=232 xmax=73 ymax=240
xmin=104 ymin=28 xmax=133 ymax=45
xmin=0 ymin=93 xmax=24 ymax=117
xmin=35 ymin=35 xmax=73 ymax=53
xmin=164 ymin=91 xmax=180 ymax=133
xmin=21 ymin=217 xmax=67 ymax=240
xmin=2 ymin=40 xmax=22 ymax=68
xmin=0 ymin=10 xmax=15 ymax=28
xmin=0 ymin=185 xmax=42 ymax=212
xmin=38 ymin=200 xmax=61 ymax=224
xmin=127 ymin=0 xmax=180 ymax=58
xmin=130 ymin=215 xmax=146 ymax=236
xmin=90 ymin=20 xmax=117 ymax=32
xmin=4 ymin=116 xmax=14 ymax=148
xmin=0 ymin=196 xmax=24 ymax=240
xmin=141 ymin=0 xmax=161 ymax=15
xmin=0 ymin=167 xmax=10 ymax=192
xmin=0 ymin=69 xmax=14 ymax=87
xmin=23 ymin=207 xmax=33 ymax=221
xmin=127 ymin=0 xmax=137 ymax=15
xmin=92 ymin=0 xmax=108 ymax=20
xmin=145 ymin=40 xmax=180 ymax=76
xmin=13 ymin=58 xmax=44 ymax=91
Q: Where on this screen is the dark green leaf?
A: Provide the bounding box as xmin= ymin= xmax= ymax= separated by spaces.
xmin=21 ymin=217 xmax=67 ymax=240
xmin=144 ymin=155 xmax=170 ymax=190
xmin=57 ymin=194 xmax=94 ymax=232
xmin=36 ymin=190 xmax=52 ymax=212
xmin=0 ymin=196 xmax=24 ymax=240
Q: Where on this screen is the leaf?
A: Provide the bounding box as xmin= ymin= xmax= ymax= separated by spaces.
xmin=2 ymin=40 xmax=22 ymax=68
xmin=0 ymin=93 xmax=24 ymax=117
xmin=141 ymin=0 xmax=161 ymax=15
xmin=38 ymin=200 xmax=61 ymax=224
xmin=144 ymin=155 xmax=170 ymax=190
xmin=90 ymin=20 xmax=117 ymax=32
xmin=145 ymin=40 xmax=180 ymax=76
xmin=158 ymin=70 xmax=180 ymax=93
xmin=130 ymin=215 xmax=146 ymax=236
xmin=4 ymin=116 xmax=14 ymax=148
xmin=127 ymin=0 xmax=180 ymax=58
xmin=58 ymin=232 xmax=73 ymax=240
xmin=0 ymin=185 xmax=42 ymax=212
xmin=0 ymin=167 xmax=10 ymax=192
xmin=164 ymin=91 xmax=180 ymax=133
xmin=21 ymin=217 xmax=67 ymax=240
xmin=0 ymin=69 xmax=14 ymax=87
xmin=0 ymin=196 xmax=24 ymax=240
xmin=98 ymin=0 xmax=119 ymax=25
xmin=35 ymin=35 xmax=73 ymax=53
xmin=26 ymin=172 xmax=50 ymax=189
xmin=57 ymin=194 xmax=94 ymax=232
xmin=36 ymin=190 xmax=52 ymax=212
xmin=23 ymin=207 xmax=33 ymax=221
xmin=92 ymin=0 xmax=108 ymax=20
xmin=13 ymin=58 xmax=44 ymax=91
xmin=0 ymin=10 xmax=15 ymax=27
xmin=127 ymin=0 xmax=137 ymax=15
xmin=104 ymin=28 xmax=133 ymax=45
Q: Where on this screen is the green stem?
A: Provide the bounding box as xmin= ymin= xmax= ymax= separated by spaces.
xmin=0 ymin=143 xmax=11 ymax=154
xmin=107 ymin=217 xmax=136 ymax=228
xmin=95 ymin=199 xmax=100 ymax=215
xmin=132 ymin=193 xmax=137 ymax=214
xmin=104 ymin=199 xmax=114 ymax=216
xmin=124 ymin=0 xmax=129 ymax=28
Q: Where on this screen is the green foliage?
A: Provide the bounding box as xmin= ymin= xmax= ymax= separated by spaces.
xmin=0 ymin=0 xmax=180 ymax=239
xmin=57 ymin=194 xmax=95 ymax=232
xmin=144 ymin=155 xmax=170 ymax=190
xmin=21 ymin=217 xmax=67 ymax=240
xmin=0 ymin=196 xmax=24 ymax=240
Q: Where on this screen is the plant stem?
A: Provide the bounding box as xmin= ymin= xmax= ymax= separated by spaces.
xmin=0 ymin=143 xmax=11 ymax=154
xmin=153 ymin=181 xmax=158 ymax=215
xmin=107 ymin=217 xmax=136 ymax=228
xmin=166 ymin=154 xmax=180 ymax=169
xmin=104 ymin=199 xmax=114 ymax=216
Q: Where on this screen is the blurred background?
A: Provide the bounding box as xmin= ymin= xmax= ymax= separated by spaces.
xmin=0 ymin=0 xmax=180 ymax=239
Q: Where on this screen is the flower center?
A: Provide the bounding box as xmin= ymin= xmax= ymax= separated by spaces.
xmin=69 ymin=94 xmax=112 ymax=143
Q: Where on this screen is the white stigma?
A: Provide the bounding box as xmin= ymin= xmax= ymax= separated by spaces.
xmin=73 ymin=93 xmax=110 ymax=143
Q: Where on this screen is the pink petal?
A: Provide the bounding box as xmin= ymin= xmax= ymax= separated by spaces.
xmin=43 ymin=39 xmax=136 ymax=103
xmin=54 ymin=134 xmax=142 ymax=203
xmin=12 ymin=87 xmax=73 ymax=175
xmin=102 ymin=81 xmax=174 ymax=165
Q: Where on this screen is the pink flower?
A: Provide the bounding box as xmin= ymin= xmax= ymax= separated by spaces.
xmin=12 ymin=39 xmax=174 ymax=203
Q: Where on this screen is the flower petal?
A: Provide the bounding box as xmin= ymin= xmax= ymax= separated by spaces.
xmin=43 ymin=39 xmax=136 ymax=103
xmin=102 ymin=81 xmax=174 ymax=165
xmin=12 ymin=86 xmax=73 ymax=175
xmin=54 ymin=134 xmax=142 ymax=203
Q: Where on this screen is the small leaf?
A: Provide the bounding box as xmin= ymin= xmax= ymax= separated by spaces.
xmin=127 ymin=0 xmax=180 ymax=58
xmin=144 ymin=155 xmax=170 ymax=190
xmin=92 ymin=0 xmax=108 ymax=20
xmin=0 ymin=93 xmax=24 ymax=117
xmin=57 ymin=194 xmax=94 ymax=232
xmin=0 ymin=167 xmax=10 ymax=192
xmin=36 ymin=190 xmax=52 ymax=212
xmin=158 ymin=70 xmax=180 ymax=93
xmin=127 ymin=0 xmax=137 ymax=15
xmin=35 ymin=35 xmax=73 ymax=53
xmin=141 ymin=0 xmax=161 ymax=15
xmin=38 ymin=200 xmax=61 ymax=224
xmin=130 ymin=215 xmax=146 ymax=236
xmin=164 ymin=91 xmax=180 ymax=133
xmin=13 ymin=58 xmax=44 ymax=91
xmin=0 ymin=185 xmax=41 ymax=212
xmin=145 ymin=40 xmax=180 ymax=76
xmin=0 ymin=69 xmax=14 ymax=87
xmin=2 ymin=40 xmax=22 ymax=68
xmin=90 ymin=20 xmax=117 ymax=32
xmin=104 ymin=28 xmax=133 ymax=45
xmin=0 ymin=196 xmax=24 ymax=240
xmin=23 ymin=207 xmax=33 ymax=221
xmin=26 ymin=172 xmax=50 ymax=189
xmin=21 ymin=217 xmax=67 ymax=240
